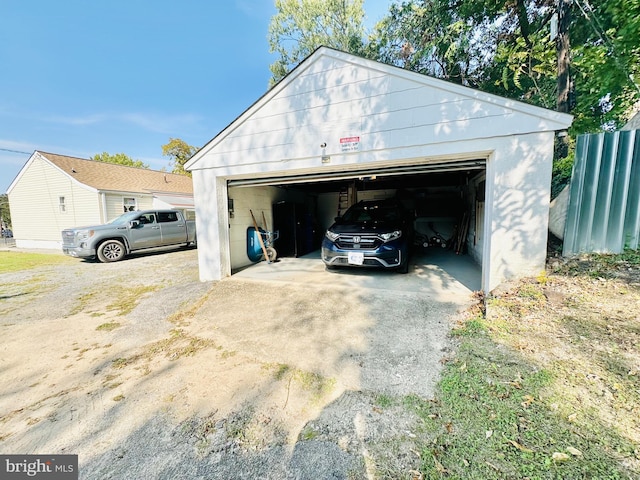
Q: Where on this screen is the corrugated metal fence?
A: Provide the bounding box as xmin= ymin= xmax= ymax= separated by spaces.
xmin=563 ymin=129 xmax=640 ymax=256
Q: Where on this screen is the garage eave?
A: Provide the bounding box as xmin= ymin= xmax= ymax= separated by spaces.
xmin=227 ymin=158 xmax=486 ymax=187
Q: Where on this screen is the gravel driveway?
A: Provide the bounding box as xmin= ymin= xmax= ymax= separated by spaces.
xmin=0 ymin=247 xmax=476 ymax=479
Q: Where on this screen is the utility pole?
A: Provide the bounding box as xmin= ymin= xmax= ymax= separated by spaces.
xmin=556 ymin=0 xmax=572 ymax=158
xmin=557 ymin=0 xmax=571 ymax=113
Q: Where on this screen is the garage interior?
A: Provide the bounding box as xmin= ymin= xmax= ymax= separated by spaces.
xmin=227 ymin=158 xmax=486 ymax=291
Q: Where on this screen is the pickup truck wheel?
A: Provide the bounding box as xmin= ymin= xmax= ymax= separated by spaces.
xmin=97 ymin=240 xmax=126 ymax=263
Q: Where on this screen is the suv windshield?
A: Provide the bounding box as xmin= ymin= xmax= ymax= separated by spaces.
xmin=341 ymin=203 xmax=402 ymax=224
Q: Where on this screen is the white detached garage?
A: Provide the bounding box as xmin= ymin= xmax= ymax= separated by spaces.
xmin=186 ymin=47 xmax=572 ymax=293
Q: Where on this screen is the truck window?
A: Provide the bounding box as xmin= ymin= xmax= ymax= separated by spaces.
xmin=157 ymin=212 xmax=178 ymax=223
xmin=137 ymin=213 xmax=156 ymax=225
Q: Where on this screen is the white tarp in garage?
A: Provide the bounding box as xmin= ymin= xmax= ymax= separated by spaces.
xmin=186 ymin=47 xmax=572 ymax=292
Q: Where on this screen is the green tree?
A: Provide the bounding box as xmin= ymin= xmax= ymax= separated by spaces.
xmin=161 ymin=138 xmax=198 ymax=177
xmin=91 ymin=152 xmax=149 ymax=169
xmin=268 ymin=0 xmax=366 ymax=85
xmin=367 ymin=0 xmax=640 ymax=134
xmin=365 ymin=1 xmax=480 ymax=85
xmin=367 ymin=1 xmax=558 ymax=99
xmin=0 ymin=193 xmax=11 ymax=230
xmin=569 ymin=0 xmax=640 ymax=132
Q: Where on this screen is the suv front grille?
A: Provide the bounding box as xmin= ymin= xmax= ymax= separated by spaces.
xmin=335 ymin=234 xmax=383 ymax=250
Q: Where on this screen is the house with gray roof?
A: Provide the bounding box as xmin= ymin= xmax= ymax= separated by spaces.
xmin=7 ymin=151 xmax=193 ymax=249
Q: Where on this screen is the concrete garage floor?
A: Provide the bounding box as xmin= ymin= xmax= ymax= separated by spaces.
xmin=234 ymin=248 xmax=481 ymax=303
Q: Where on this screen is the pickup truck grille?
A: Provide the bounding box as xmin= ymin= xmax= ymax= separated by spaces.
xmin=62 ymin=231 xmax=75 ymax=244
xmin=335 ymin=234 xmax=382 ymax=250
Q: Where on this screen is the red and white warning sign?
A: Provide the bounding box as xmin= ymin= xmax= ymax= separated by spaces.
xmin=340 ymin=136 xmax=360 ymax=152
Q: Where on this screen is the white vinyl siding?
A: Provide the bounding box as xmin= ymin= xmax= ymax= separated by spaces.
xmin=8 ymin=155 xmax=99 ymax=242
xmin=193 ymin=54 xmax=569 ymax=175
xmin=104 ymin=193 xmax=154 ymax=221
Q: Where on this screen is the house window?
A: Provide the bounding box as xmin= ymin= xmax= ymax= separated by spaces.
xmin=59 ymin=196 xmax=66 ymax=213
xmin=123 ymin=197 xmax=137 ymax=212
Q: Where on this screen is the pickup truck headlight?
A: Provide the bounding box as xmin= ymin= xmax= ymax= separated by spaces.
xmin=325 ymin=230 xmax=340 ymax=242
xmin=77 ymin=230 xmax=94 ymax=241
xmin=379 ymin=230 xmax=402 ymax=242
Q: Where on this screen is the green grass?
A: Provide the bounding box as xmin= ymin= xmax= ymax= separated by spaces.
xmin=96 ymin=322 xmax=121 ymax=331
xmin=413 ymin=315 xmax=638 ymax=479
xmin=265 ymin=363 xmax=336 ymax=402
xmin=375 ymin=393 xmax=394 ymax=408
xmin=106 ymin=285 xmax=161 ymax=315
xmin=0 ymin=251 xmax=73 ymax=273
xmin=70 ymin=284 xmax=162 ymax=316
xmin=555 ymin=248 xmax=640 ymax=279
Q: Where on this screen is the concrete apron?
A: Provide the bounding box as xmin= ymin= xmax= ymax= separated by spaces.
xmin=233 ymin=248 xmax=481 ymax=302
xmin=217 ymin=249 xmax=481 ymax=399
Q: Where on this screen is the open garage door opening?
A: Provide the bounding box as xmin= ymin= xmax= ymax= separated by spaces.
xmin=226 ymin=161 xmax=486 ymax=290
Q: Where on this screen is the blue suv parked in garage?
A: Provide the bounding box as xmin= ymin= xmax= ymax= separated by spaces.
xmin=321 ymin=198 xmax=413 ymax=273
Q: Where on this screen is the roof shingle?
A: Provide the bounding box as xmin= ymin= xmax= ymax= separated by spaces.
xmin=40 ymin=151 xmax=193 ymax=194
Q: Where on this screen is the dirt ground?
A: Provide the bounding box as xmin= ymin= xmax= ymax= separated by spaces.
xmin=0 ymin=248 xmax=475 ymax=479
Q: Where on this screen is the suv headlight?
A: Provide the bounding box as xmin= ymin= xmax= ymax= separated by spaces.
xmin=379 ymin=230 xmax=402 ymax=242
xmin=325 ymin=230 xmax=340 ymax=241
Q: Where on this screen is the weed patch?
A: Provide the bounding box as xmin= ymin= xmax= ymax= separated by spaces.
xmin=265 ymin=363 xmax=336 ymax=403
xmin=70 ymin=284 xmax=162 ymax=316
xmin=108 ymin=329 xmax=218 ymax=375
xmin=143 ymin=328 xmax=217 ymax=361
xmin=0 ymin=277 xmax=50 ymax=316
xmin=96 ymin=322 xmax=121 ymax=332
xmin=413 ymin=252 xmax=640 ymax=478
xmin=167 ymin=287 xmax=214 ymax=327
xmin=375 ymin=394 xmax=394 ymax=409
xmin=107 ymin=285 xmax=161 ymax=315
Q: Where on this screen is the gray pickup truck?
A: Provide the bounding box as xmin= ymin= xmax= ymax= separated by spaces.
xmin=62 ymin=209 xmax=197 ymax=262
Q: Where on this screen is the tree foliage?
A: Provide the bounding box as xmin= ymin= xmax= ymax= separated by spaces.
xmin=91 ymin=152 xmax=149 ymax=169
xmin=162 ymin=138 xmax=198 ymax=177
xmin=0 ymin=193 xmax=11 ymax=229
xmin=367 ymin=0 xmax=639 ymax=134
xmin=569 ymin=0 xmax=640 ymax=132
xmin=365 ymin=1 xmax=480 ymax=84
xmin=268 ymin=0 xmax=366 ymax=85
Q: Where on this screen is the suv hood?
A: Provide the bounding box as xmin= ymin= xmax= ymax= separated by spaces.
xmin=328 ymin=221 xmax=403 ymax=235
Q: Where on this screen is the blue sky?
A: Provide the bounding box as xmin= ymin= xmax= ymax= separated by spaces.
xmin=0 ymin=0 xmax=391 ymax=193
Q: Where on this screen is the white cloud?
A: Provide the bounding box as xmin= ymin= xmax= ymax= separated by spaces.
xmin=43 ymin=110 xmax=203 ymax=135
xmin=47 ymin=113 xmax=108 ymax=126
xmin=119 ymin=112 xmax=203 ymax=135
